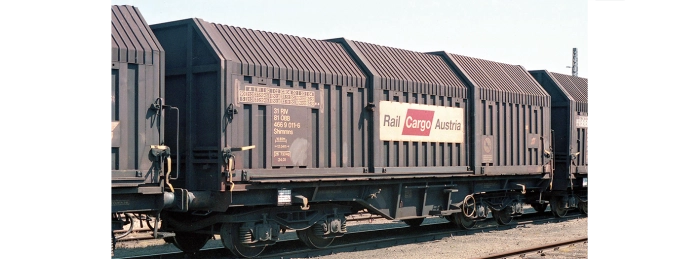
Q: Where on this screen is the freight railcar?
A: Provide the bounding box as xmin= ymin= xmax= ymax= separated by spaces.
xmin=110 ymin=5 xmax=170 ymax=247
xmin=110 ymin=5 xmax=588 ymax=258
xmin=529 ymin=70 xmax=588 ymax=216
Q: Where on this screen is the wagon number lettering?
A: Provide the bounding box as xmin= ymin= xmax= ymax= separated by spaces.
xmin=273 ymin=108 xmax=292 ymax=122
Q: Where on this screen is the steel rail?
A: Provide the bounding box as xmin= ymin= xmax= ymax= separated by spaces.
xmin=473 ymin=237 xmax=588 ymax=259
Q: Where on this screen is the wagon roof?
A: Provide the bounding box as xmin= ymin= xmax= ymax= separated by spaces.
xmin=111 ymin=5 xmax=163 ymax=65
xmin=547 ymin=71 xmax=588 ymax=104
xmin=192 ymin=19 xmax=366 ymax=88
xmin=446 ymin=53 xmax=549 ymax=98
xmin=327 ymin=38 xmax=467 ymax=98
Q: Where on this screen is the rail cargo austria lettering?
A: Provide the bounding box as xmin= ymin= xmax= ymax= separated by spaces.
xmin=379 ymin=101 xmax=464 ymax=142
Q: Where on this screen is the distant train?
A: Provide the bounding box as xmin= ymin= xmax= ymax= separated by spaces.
xmin=111 ymin=5 xmax=587 ymax=257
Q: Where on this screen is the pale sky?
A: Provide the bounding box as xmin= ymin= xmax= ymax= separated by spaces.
xmin=111 ymin=0 xmax=588 ymax=77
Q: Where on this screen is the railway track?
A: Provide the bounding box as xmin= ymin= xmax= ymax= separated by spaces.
xmin=475 ymin=237 xmax=588 ymax=259
xmin=114 ymin=211 xmax=384 ymax=243
xmin=114 ymin=211 xmax=585 ymax=259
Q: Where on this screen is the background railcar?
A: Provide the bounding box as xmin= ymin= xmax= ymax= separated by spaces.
xmin=529 ymin=70 xmax=588 ymax=216
xmin=111 ymin=4 xmax=168 ymax=221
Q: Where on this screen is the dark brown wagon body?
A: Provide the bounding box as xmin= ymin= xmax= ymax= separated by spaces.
xmin=529 ymin=70 xmax=588 ymax=191
xmin=111 ymin=5 xmax=166 ymax=213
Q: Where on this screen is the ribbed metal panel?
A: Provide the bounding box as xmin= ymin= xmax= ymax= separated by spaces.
xmin=349 ymin=40 xmax=467 ymax=97
xmin=150 ymin=18 xmax=372 ymax=188
xmin=527 ymin=70 xmax=588 ymax=190
xmin=433 ymin=52 xmax=552 ymax=176
xmin=111 ymin=5 xmax=163 ymax=64
xmin=448 ymin=54 xmax=549 ymax=106
xmin=324 ymin=39 xmax=470 ymax=172
xmin=204 ymin=22 xmax=366 ymax=88
xmin=111 ymin=5 xmax=165 ymax=213
xmin=549 ymin=72 xmax=588 ymax=113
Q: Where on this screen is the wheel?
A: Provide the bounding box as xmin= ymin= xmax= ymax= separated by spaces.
xmin=493 ymin=207 xmax=513 ymax=225
xmin=296 ymin=223 xmax=335 ymax=249
xmin=531 ymin=202 xmax=548 ymax=213
xmin=449 ymin=213 xmax=476 ymax=229
xmin=172 ymin=232 xmax=212 ymax=254
xmin=550 ymin=196 xmax=568 ymax=217
xmin=402 ymin=218 xmax=425 ymax=228
xmin=449 ymin=194 xmax=477 ymax=229
xmin=220 ymin=223 xmax=266 ymax=258
xmin=578 ymin=200 xmax=588 ymax=215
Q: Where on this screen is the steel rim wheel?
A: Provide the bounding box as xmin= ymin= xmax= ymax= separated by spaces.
xmin=402 ymin=218 xmax=425 ymax=228
xmin=450 ymin=213 xmax=476 ymax=229
xmin=578 ymin=201 xmax=588 ymax=215
xmin=296 ymin=224 xmax=335 ymax=249
xmin=550 ymin=196 xmax=568 ymax=217
xmin=449 ymin=194 xmax=477 ymax=229
xmin=531 ymin=202 xmax=548 ymax=213
xmin=172 ymin=232 xmax=212 ymax=254
xmin=494 ymin=208 xmax=513 ymax=225
xmin=220 ymin=223 xmax=266 ymax=258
